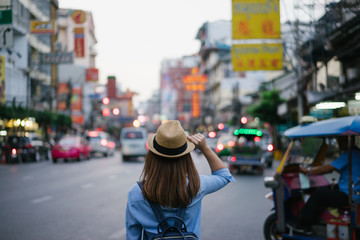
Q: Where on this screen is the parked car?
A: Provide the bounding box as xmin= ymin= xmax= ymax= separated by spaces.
xmin=27 ymin=132 xmax=51 ymax=161
xmin=120 ymin=127 xmax=147 ymax=161
xmin=4 ymin=135 xmax=37 ymax=163
xmin=86 ymin=131 xmax=112 ymax=157
xmin=51 ymin=135 xmax=91 ymax=163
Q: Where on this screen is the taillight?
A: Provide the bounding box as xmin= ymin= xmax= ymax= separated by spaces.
xmin=101 ymin=139 xmax=107 ymax=146
xmin=216 ymin=144 xmax=224 ymax=152
xmin=107 ymin=141 xmax=115 ymax=148
xmin=25 ymin=143 xmax=33 ymax=148
xmin=11 ymin=148 xmax=17 ymax=155
xmin=231 ymin=156 xmax=236 ymax=162
xmin=228 ymin=141 xmax=235 ymax=147
xmin=267 ymin=144 xmax=274 ymax=152
xmin=146 ymin=142 xmax=149 ymax=150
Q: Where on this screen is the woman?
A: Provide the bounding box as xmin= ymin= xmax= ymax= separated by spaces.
xmin=126 ymin=120 xmax=234 ymax=239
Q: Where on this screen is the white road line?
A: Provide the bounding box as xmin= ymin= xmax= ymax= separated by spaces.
xmin=32 ymin=196 xmax=53 ymax=204
xmin=108 ymin=228 xmax=126 ymax=239
xmin=81 ymin=183 xmax=94 ymax=189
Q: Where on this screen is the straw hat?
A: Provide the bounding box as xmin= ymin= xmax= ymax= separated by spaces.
xmin=147 ymin=120 xmax=195 ymax=158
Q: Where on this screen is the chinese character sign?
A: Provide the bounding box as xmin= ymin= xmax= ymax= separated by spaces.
xmin=74 ymin=27 xmax=85 ymax=58
xmin=232 ymin=0 xmax=280 ymax=39
xmin=231 ymin=43 xmax=282 ymax=71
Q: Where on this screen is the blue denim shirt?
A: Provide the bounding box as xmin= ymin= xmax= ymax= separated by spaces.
xmin=331 ymin=149 xmax=360 ymax=200
xmin=126 ymin=168 xmax=235 ymax=240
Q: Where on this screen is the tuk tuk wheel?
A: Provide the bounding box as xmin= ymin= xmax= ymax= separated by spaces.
xmin=264 ymin=213 xmax=283 ymax=240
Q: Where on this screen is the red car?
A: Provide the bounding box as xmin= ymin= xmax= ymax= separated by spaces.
xmin=51 ymin=135 xmax=91 ymax=163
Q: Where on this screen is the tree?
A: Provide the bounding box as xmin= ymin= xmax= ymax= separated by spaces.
xmin=247 ymin=90 xmax=285 ymax=151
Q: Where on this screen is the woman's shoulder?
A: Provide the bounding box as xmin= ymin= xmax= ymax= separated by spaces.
xmin=128 ymin=183 xmax=144 ymax=201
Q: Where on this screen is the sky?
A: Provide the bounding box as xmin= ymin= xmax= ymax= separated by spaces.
xmin=58 ymin=0 xmax=324 ymax=105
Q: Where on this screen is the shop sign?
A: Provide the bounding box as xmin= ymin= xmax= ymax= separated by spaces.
xmin=40 ymin=52 xmax=73 ymax=64
xmin=232 ymin=0 xmax=280 ymax=39
xmin=30 ymin=20 xmax=56 ymax=34
xmin=0 ymin=10 xmax=12 ymax=25
xmin=86 ymin=68 xmax=99 ymax=82
xmin=231 ymin=43 xmax=282 ymax=71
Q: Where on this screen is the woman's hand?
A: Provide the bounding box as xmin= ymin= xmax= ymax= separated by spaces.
xmin=187 ymin=133 xmax=208 ymax=153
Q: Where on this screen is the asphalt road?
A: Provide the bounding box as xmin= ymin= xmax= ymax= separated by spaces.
xmin=0 ymin=150 xmax=278 ymax=240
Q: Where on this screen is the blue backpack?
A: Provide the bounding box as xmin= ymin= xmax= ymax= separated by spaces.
xmin=137 ymin=182 xmax=198 ymax=240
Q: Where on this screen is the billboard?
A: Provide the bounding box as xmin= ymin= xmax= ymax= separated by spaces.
xmin=232 ymin=0 xmax=280 ymax=39
xmin=231 ymin=43 xmax=282 ymax=71
xmin=30 ymin=20 xmax=56 ymax=34
xmin=40 ymin=52 xmax=73 ymax=64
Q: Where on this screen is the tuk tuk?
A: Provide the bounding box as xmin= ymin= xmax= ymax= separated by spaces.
xmin=263 ymin=116 xmax=360 ymax=240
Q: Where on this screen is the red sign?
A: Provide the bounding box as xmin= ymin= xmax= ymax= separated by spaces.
xmin=86 ymin=68 xmax=99 ymax=82
xmin=74 ymin=28 xmax=84 ymax=58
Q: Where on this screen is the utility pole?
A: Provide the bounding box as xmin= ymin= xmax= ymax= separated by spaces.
xmin=295 ymin=20 xmax=303 ymax=120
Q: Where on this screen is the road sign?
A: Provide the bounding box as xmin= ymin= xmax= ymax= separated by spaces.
xmin=0 ymin=25 xmax=13 ymax=48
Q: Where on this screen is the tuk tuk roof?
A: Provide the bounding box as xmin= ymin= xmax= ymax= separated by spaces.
xmin=284 ymin=116 xmax=360 ymax=138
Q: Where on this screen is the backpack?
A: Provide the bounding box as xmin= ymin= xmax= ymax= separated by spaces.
xmin=137 ymin=182 xmax=199 ymax=240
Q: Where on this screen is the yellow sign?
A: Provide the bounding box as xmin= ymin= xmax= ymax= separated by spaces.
xmin=0 ymin=56 xmax=5 ymax=104
xmin=71 ymin=10 xmax=86 ymax=24
xmin=232 ymin=0 xmax=280 ymax=39
xmin=231 ymin=43 xmax=282 ymax=71
xmin=30 ymin=21 xmax=56 ymax=34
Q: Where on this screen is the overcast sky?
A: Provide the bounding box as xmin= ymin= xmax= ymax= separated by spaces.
xmin=59 ymin=0 xmax=325 ymax=105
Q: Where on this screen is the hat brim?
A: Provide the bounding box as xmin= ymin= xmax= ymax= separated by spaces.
xmin=147 ymin=133 xmax=195 ymax=158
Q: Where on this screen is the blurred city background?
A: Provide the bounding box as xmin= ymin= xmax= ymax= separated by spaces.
xmin=0 ymin=0 xmax=359 ymax=239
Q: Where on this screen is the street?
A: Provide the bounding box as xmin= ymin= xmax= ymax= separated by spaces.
xmin=0 ymin=150 xmax=277 ymax=240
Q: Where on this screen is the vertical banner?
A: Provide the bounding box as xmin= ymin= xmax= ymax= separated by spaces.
xmin=0 ymin=56 xmax=5 ymax=104
xmin=74 ymin=27 xmax=85 ymax=58
xmin=71 ymin=88 xmax=82 ymax=111
xmin=57 ymin=83 xmax=69 ymax=110
xmin=192 ymin=92 xmax=200 ymax=118
xmin=232 ymin=0 xmax=280 ymax=39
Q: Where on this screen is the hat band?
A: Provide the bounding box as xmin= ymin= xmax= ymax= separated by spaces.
xmin=153 ymin=137 xmax=188 ymax=156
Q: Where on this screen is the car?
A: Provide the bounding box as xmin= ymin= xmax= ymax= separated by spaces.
xmin=86 ymin=131 xmax=112 ymax=157
xmin=3 ymin=135 xmax=38 ymax=163
xmin=51 ymin=135 xmax=91 ymax=163
xmin=215 ymin=134 xmax=237 ymax=158
xmin=227 ymin=128 xmax=274 ymax=174
xmin=120 ymin=127 xmax=147 ymax=161
xmin=27 ymin=132 xmax=51 ymax=161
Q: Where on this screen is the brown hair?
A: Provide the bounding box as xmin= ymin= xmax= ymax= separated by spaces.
xmin=140 ymin=151 xmax=200 ymax=208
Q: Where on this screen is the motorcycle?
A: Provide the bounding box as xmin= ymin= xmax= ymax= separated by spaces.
xmin=263 ymin=116 xmax=360 ymax=240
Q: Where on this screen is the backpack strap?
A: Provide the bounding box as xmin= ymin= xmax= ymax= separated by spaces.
xmin=137 ymin=181 xmax=186 ymax=230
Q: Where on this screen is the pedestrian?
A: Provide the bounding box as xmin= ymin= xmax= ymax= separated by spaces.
xmin=126 ymin=120 xmax=235 ymax=239
xmin=294 ymin=136 xmax=360 ymax=235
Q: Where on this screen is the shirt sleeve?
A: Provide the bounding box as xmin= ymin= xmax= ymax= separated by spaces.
xmin=126 ymin=196 xmax=142 ymax=240
xmin=331 ymin=151 xmax=348 ymax=171
xmin=200 ymin=167 xmax=235 ymax=195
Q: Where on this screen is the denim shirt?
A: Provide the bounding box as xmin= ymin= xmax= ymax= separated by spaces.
xmin=331 ymin=149 xmax=360 ymax=200
xmin=126 ymin=168 xmax=235 ymax=240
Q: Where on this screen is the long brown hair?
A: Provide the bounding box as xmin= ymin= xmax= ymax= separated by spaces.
xmin=140 ymin=151 xmax=200 ymax=208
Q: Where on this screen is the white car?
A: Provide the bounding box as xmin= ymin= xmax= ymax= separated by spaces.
xmin=86 ymin=131 xmax=112 ymax=157
xmin=120 ymin=127 xmax=147 ymax=161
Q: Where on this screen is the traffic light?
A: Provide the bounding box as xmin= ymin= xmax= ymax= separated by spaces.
xmin=102 ymin=108 xmax=110 ymax=116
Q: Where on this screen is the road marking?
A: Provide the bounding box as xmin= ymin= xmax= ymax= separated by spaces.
xmin=23 ymin=175 xmax=34 ymax=181
xmin=81 ymin=183 xmax=94 ymax=189
xmin=108 ymin=228 xmax=126 ymax=239
xmin=32 ymin=196 xmax=53 ymax=204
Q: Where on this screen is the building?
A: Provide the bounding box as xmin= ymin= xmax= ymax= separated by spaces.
xmin=0 ymin=0 xmax=58 ymax=110
xmin=56 ymin=8 xmax=98 ymax=129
